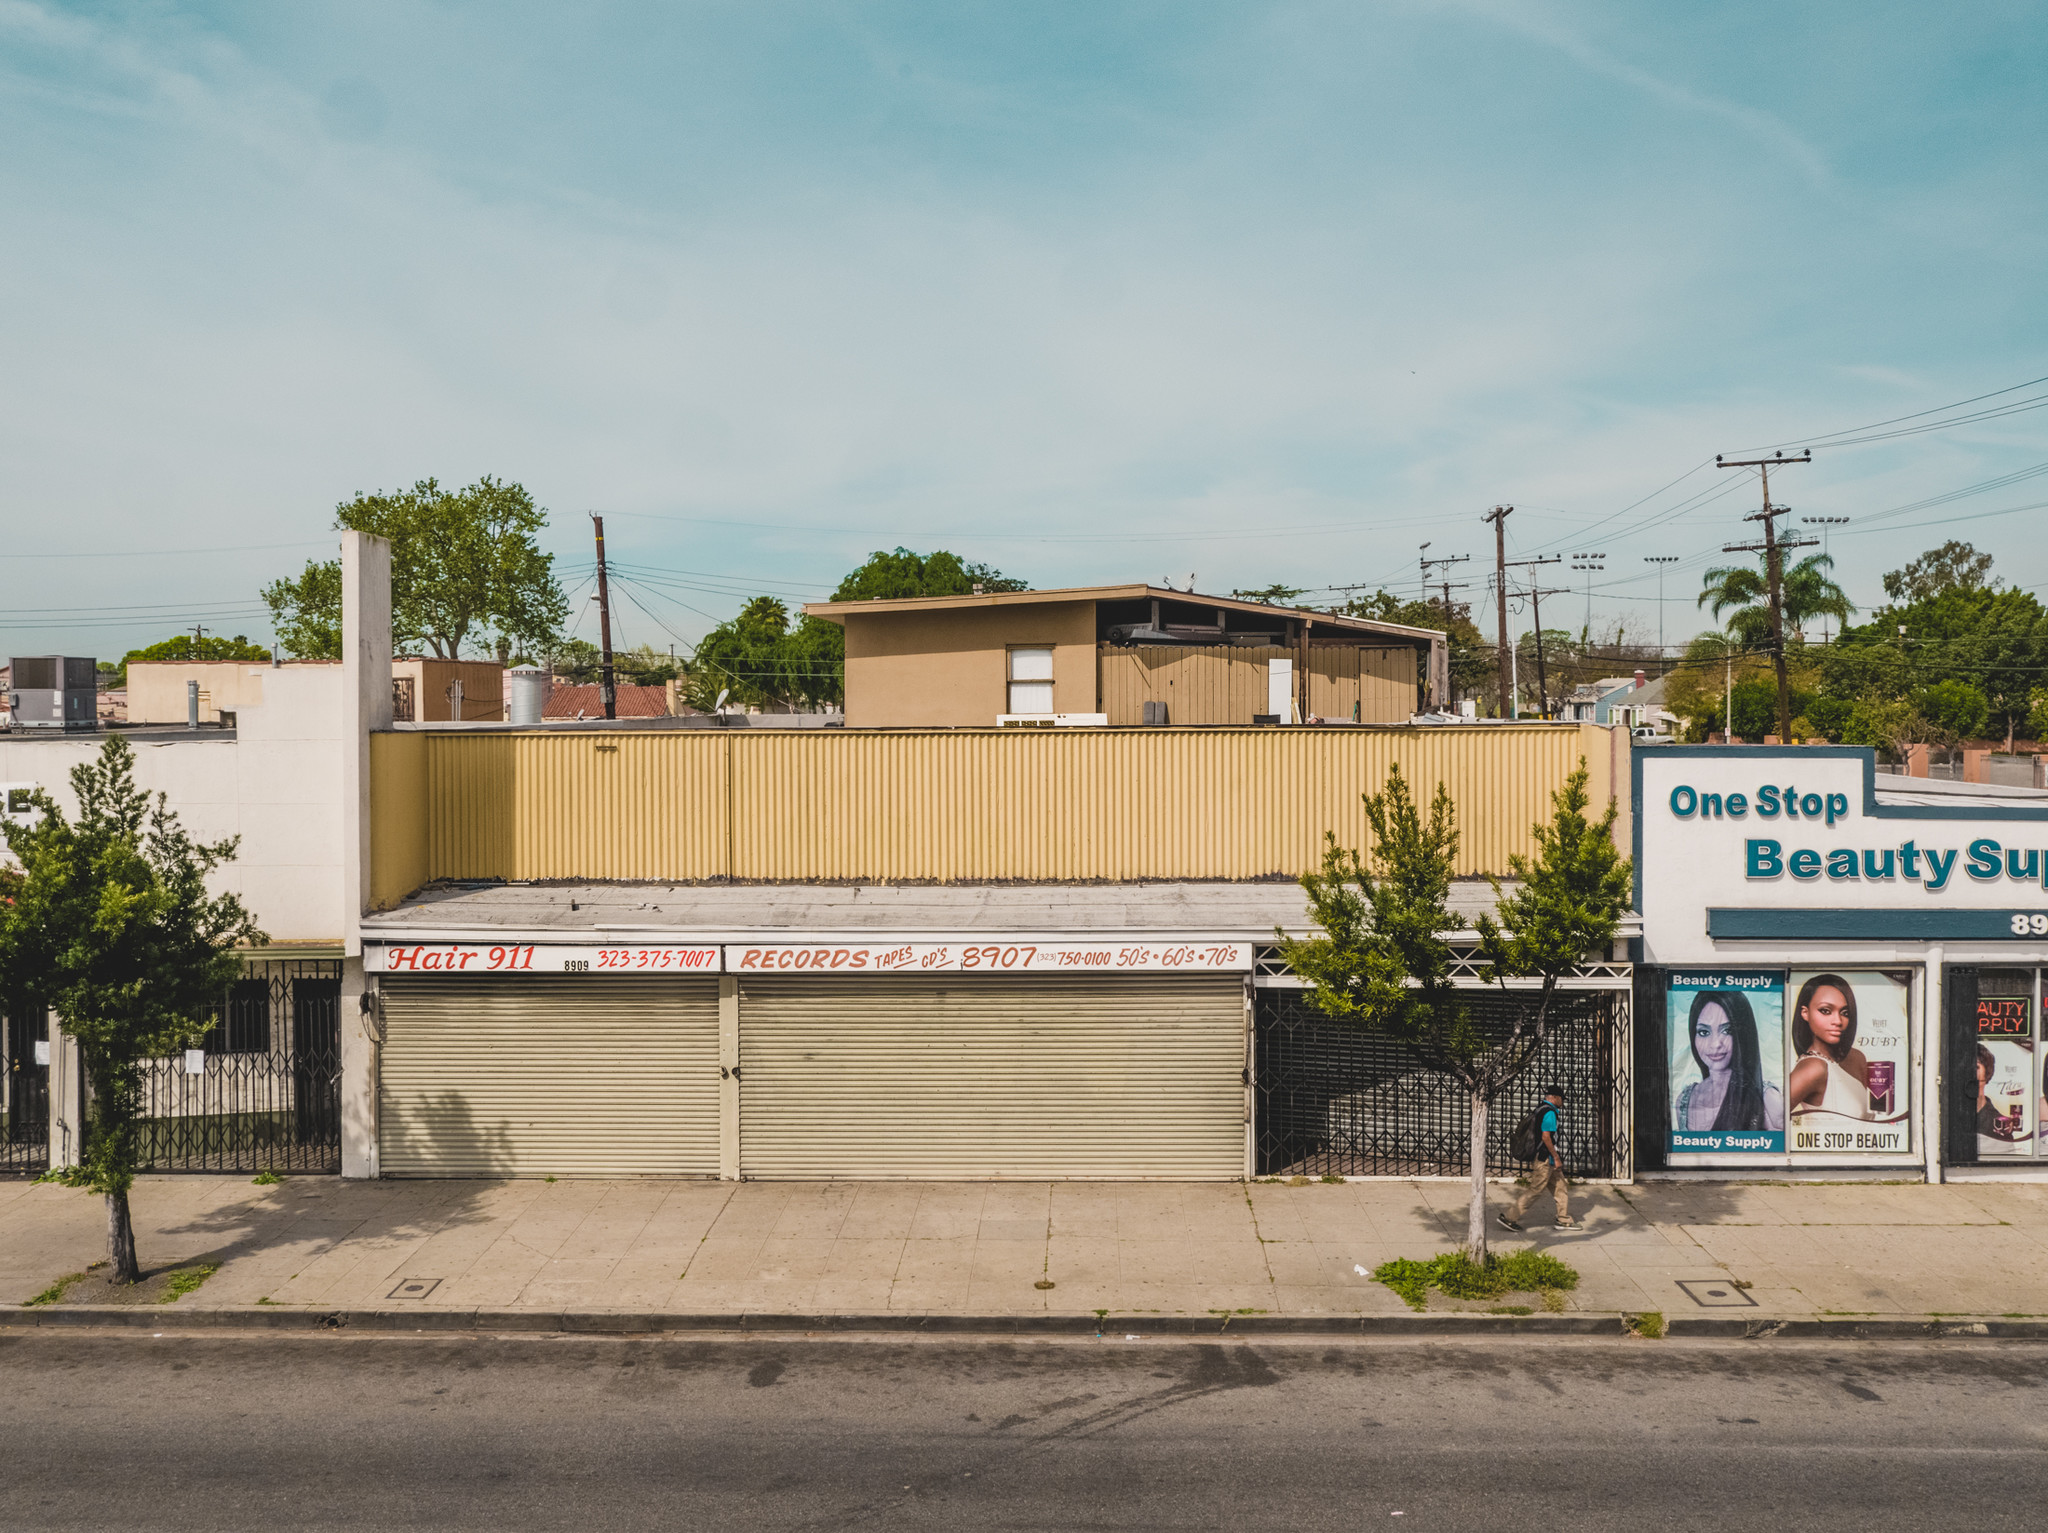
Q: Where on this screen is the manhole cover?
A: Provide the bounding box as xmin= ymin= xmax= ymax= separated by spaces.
xmin=388 ymin=1278 xmax=443 ymax=1301
xmin=1677 ymin=1278 xmax=1755 ymax=1308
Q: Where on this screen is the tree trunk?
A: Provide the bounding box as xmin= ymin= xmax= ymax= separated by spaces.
xmin=106 ymin=1187 xmax=140 ymax=1286
xmin=1466 ymin=1090 xmax=1490 ymax=1259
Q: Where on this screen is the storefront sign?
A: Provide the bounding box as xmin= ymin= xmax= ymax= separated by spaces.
xmin=1639 ymin=749 xmax=2048 ymax=966
xmin=368 ymin=944 xmax=722 ymax=974
xmin=1786 ymin=969 xmax=1911 ymax=1155
xmin=1666 ymin=971 xmax=1786 ymax=1155
xmin=728 ymin=941 xmax=1253 ymax=973
xmin=1664 ymin=966 xmax=1913 ymax=1160
xmin=1974 ymin=990 xmax=2036 ymax=1156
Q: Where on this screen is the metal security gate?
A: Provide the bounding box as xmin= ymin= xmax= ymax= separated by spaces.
xmin=136 ymin=960 xmax=343 ymax=1174
xmin=380 ymin=976 xmax=719 ymax=1177
xmin=1254 ymin=984 xmax=1631 ymax=1178
xmin=738 ymin=973 xmax=1246 ymax=1179
xmin=3 ymin=1001 xmax=49 ymax=1177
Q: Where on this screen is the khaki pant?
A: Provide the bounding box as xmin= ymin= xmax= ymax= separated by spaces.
xmin=1507 ymin=1160 xmax=1569 ymax=1223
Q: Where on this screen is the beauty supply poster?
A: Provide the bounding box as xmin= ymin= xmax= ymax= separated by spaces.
xmin=1668 ymin=971 xmax=1785 ymax=1155
xmin=1786 ymin=970 xmax=1912 ymax=1156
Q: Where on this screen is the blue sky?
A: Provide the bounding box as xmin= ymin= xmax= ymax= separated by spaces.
xmin=3 ymin=1 xmax=2045 ymax=660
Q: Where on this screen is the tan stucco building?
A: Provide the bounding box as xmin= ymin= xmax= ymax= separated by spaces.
xmin=802 ymin=584 xmax=1447 ymax=729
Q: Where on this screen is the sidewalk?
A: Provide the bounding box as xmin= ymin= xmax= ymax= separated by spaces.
xmin=5 ymin=1172 xmax=2047 ymax=1332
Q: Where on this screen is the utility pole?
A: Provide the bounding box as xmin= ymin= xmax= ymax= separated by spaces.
xmin=591 ymin=513 xmax=617 ymax=721
xmin=1502 ymin=553 xmax=1562 ymax=718
xmin=1421 ymin=552 xmax=1471 ymax=611
xmin=1644 ymin=556 xmax=1679 ymax=675
xmin=1524 ymin=582 xmax=1571 ymax=718
xmin=1802 ymin=516 xmax=1850 ymax=643
xmin=1417 ymin=542 xmax=1432 ymax=605
xmin=1483 ymin=506 xmax=1513 ymax=719
xmin=191 ymin=623 xmax=208 ymax=658
xmin=1718 ymin=450 xmax=1813 ymax=742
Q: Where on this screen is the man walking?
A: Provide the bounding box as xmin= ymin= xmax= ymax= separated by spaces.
xmin=1500 ymin=1084 xmax=1578 ymax=1231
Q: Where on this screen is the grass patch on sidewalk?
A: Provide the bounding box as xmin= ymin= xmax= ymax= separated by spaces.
xmin=1372 ymin=1251 xmax=1580 ymax=1312
xmin=21 ymin=1256 xmax=225 ymax=1308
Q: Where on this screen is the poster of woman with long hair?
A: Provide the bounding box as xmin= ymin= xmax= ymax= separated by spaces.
xmin=1668 ymin=972 xmax=1785 ymax=1154
xmin=1787 ymin=970 xmax=1912 ymax=1155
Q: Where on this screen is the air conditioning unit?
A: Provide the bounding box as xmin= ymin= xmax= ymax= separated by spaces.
xmin=7 ymin=656 xmax=97 ymax=731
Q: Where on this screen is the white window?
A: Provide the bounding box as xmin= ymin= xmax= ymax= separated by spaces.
xmin=1008 ymin=647 xmax=1055 ymax=715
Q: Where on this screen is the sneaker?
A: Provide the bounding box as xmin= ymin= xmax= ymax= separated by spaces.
xmin=1553 ymin=1216 xmax=1580 ymax=1229
xmin=1497 ymin=1213 xmax=1521 ymax=1232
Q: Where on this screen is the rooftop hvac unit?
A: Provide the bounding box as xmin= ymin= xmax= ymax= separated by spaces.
xmin=8 ymin=656 xmax=97 ymax=731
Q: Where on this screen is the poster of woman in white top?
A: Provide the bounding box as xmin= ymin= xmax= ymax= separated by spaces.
xmin=1787 ymin=970 xmax=1912 ymax=1155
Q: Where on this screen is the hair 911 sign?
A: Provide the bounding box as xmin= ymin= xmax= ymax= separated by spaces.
xmin=368 ymin=944 xmax=721 ymax=974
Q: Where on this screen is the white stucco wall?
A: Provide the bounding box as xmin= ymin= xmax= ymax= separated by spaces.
xmin=0 ymin=667 xmax=344 ymax=943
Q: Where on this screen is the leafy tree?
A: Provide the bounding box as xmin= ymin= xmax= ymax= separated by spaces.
xmin=262 ymin=477 xmax=568 ymax=660
xmin=1280 ymin=761 xmax=1629 ymax=1257
xmin=1841 ymin=698 xmax=1929 ymax=755
xmin=1883 ymin=539 xmax=1996 ymax=604
xmin=262 ymin=560 xmax=345 ymax=659
xmin=614 ymin=644 xmax=681 ymax=688
xmin=686 ymin=598 xmax=844 ymax=711
xmin=0 ymin=738 xmax=261 ymax=1283
xmin=1340 ymin=591 xmax=1496 ymax=707
xmin=1912 ymin=679 xmax=1991 ymax=743
xmin=548 ymin=638 xmax=605 ymax=685
xmin=831 ymin=548 xmax=1027 ymax=602
xmin=1829 ymin=569 xmax=2048 ymax=748
xmin=1803 ymin=695 xmax=1855 ymax=742
xmin=107 ymin=634 xmax=272 ymax=687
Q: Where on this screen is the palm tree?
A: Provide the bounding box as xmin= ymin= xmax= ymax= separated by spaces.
xmin=1781 ymin=554 xmax=1854 ymax=641
xmin=1697 ymin=553 xmax=1853 ymax=645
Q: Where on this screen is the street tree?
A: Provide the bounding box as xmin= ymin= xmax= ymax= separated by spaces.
xmin=0 ymin=738 xmax=261 ymax=1283
xmin=262 ymin=477 xmax=568 ymax=659
xmin=1280 ymin=761 xmax=1630 ymax=1257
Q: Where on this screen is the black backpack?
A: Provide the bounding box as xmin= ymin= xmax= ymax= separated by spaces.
xmin=1508 ymin=1102 xmax=1551 ymax=1162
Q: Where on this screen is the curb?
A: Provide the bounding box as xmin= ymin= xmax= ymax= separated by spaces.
xmin=4 ymin=1307 xmax=2045 ymax=1341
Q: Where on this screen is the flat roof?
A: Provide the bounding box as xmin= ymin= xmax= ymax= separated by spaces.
xmin=803 ymin=584 xmax=1444 ymax=643
xmin=361 ymin=879 xmax=1511 ymax=940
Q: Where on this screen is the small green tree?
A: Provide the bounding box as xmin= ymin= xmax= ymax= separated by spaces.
xmin=1280 ymin=761 xmax=1630 ymax=1257
xmin=0 ymin=738 xmax=262 ymax=1283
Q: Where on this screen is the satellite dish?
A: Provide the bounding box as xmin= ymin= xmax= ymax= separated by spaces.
xmin=715 ymin=689 xmax=731 ymax=713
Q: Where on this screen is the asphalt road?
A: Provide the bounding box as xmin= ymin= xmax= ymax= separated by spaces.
xmin=5 ymin=1330 xmax=2046 ymax=1531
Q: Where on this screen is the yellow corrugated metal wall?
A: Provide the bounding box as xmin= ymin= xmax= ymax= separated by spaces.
xmin=370 ymin=724 xmax=1623 ymax=904
xmin=370 ymin=731 xmax=429 ymax=911
xmin=1099 ymin=646 xmax=1418 ymax=725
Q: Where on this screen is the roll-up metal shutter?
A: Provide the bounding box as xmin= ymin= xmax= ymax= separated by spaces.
xmin=380 ymin=976 xmax=719 ymax=1177
xmin=739 ymin=973 xmax=1245 ymax=1179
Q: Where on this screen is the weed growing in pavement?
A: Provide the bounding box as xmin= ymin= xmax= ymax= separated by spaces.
xmin=158 ymin=1263 xmax=220 ymax=1304
xmin=1371 ymin=1251 xmax=1581 ymax=1311
xmin=1624 ymin=1311 xmax=1667 ymax=1339
xmin=24 ymin=1271 xmax=86 ymax=1307
xmin=252 ymin=1171 xmax=283 ymax=1186
xmin=1319 ymin=1175 xmax=1345 ymax=1184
